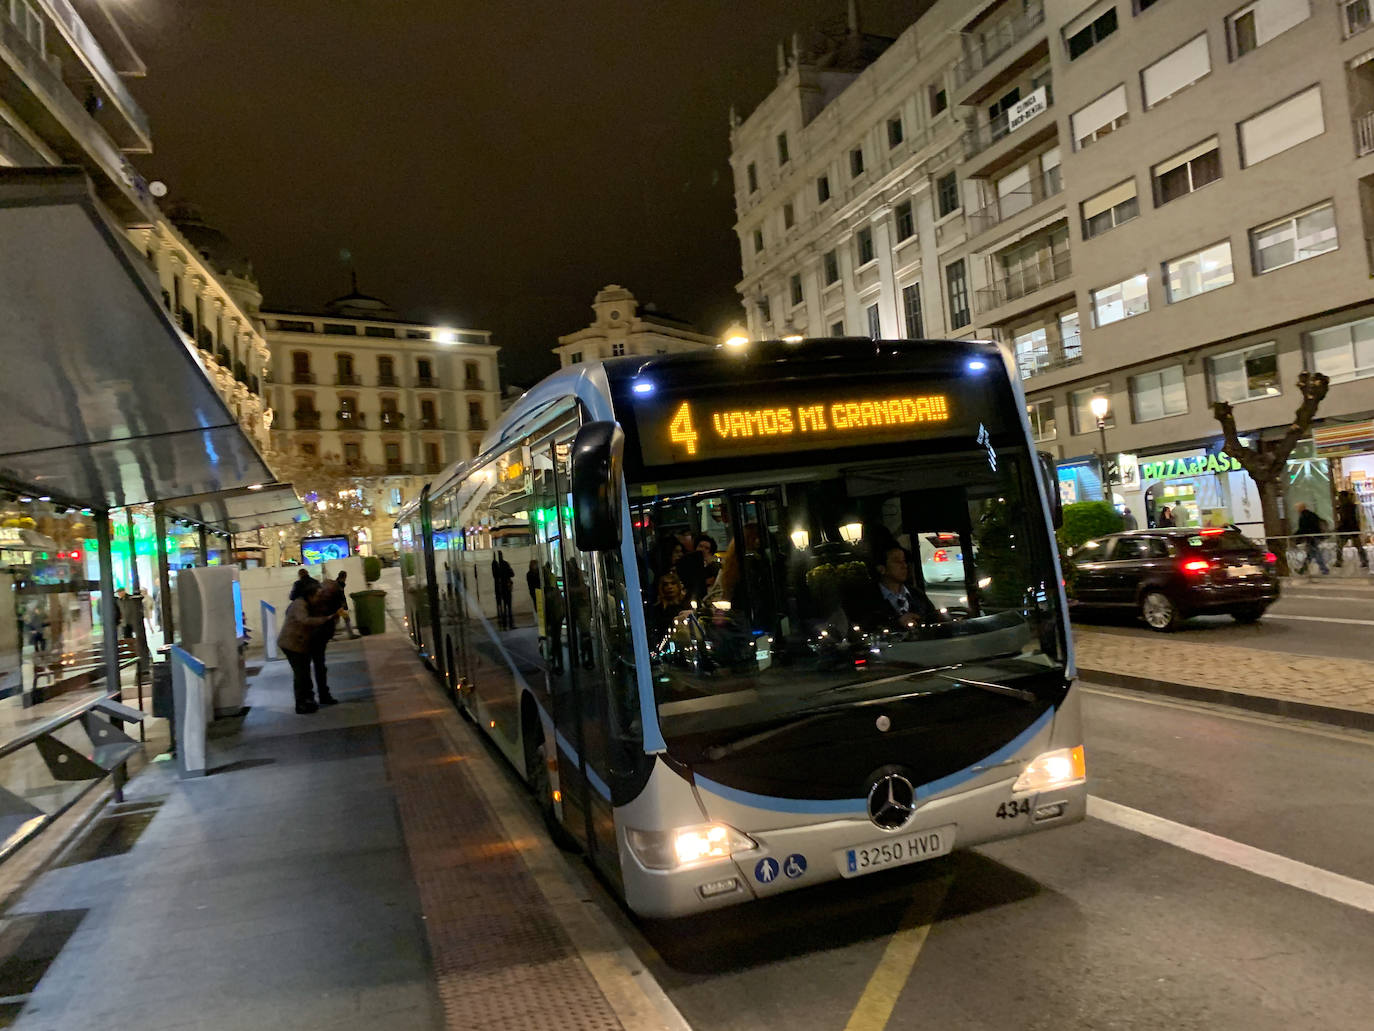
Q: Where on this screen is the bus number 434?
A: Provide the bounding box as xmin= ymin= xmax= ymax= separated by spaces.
xmin=996 ymin=799 xmax=1030 ymax=819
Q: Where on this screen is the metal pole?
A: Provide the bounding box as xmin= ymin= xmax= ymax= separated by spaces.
xmin=155 ymin=505 xmax=175 ymax=643
xmin=94 ymin=511 xmax=119 ymax=699
xmin=125 ymin=508 xmax=141 ymax=594
xmin=198 ymin=524 xmax=208 ymax=566
xmin=1098 ymin=420 xmax=1112 ymax=502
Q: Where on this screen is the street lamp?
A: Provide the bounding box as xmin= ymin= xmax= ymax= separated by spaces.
xmin=1089 ymin=394 xmax=1113 ymax=501
xmin=721 ymin=322 xmax=749 ymax=349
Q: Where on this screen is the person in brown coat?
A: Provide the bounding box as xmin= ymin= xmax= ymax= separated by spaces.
xmin=277 ymin=580 xmax=342 ymax=713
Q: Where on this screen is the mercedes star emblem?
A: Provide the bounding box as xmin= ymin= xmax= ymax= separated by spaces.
xmin=867 ymin=772 xmax=916 ymax=830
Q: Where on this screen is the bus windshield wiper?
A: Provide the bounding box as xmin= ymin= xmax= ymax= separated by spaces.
xmin=821 ymin=664 xmax=961 ymax=695
xmin=934 ymin=672 xmax=1037 ymax=703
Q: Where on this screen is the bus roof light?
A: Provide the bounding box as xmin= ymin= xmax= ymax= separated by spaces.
xmin=632 ymin=381 xmax=654 ymax=395
xmin=967 ymin=359 xmax=989 ymax=373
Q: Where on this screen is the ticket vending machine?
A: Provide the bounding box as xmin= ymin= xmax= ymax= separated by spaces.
xmin=176 ymin=566 xmax=247 ymax=717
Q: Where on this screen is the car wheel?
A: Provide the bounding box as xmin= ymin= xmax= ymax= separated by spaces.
xmin=1140 ymin=591 xmax=1180 ymax=631
xmin=1231 ymin=604 xmax=1267 ymax=624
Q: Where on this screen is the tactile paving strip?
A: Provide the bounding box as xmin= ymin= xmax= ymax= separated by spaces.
xmin=366 ymin=637 xmax=624 ymax=1031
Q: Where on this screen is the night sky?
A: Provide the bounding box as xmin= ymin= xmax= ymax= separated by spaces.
xmin=123 ymin=1 xmax=918 ymax=387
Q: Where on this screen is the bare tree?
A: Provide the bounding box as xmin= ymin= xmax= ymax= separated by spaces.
xmin=267 ymin=450 xmax=396 ymax=561
xmin=1212 ymin=370 xmax=1329 ymax=574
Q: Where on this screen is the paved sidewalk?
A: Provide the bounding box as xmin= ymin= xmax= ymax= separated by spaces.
xmin=0 ymin=634 xmax=639 ymax=1031
xmin=1076 ymin=629 xmax=1374 ymax=729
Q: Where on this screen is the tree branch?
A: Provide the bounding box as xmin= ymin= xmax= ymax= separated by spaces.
xmin=1212 ymin=400 xmax=1273 ymax=482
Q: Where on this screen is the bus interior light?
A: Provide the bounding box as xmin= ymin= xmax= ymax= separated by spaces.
xmin=626 ymin=823 xmax=757 ymax=870
xmin=1012 ymin=745 xmax=1087 ymax=793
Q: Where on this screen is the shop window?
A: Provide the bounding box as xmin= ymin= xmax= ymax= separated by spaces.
xmin=1164 ymin=241 xmax=1235 ymax=303
xmin=1209 ymin=341 xmax=1280 ymax=402
xmin=1130 ymin=365 xmax=1189 ymax=421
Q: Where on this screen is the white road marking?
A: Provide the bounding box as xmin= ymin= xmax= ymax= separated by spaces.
xmin=1280 ymin=593 xmax=1374 ymax=603
xmin=1089 ymin=796 xmax=1374 ymax=916
xmin=1080 ymin=686 xmax=1374 ymax=746
xmin=1264 ymin=614 xmax=1374 ymax=626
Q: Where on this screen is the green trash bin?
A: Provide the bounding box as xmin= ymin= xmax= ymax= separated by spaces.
xmin=350 ymin=589 xmax=386 ymax=636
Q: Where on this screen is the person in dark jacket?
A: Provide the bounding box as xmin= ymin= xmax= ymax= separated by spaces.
xmin=870 ymin=545 xmax=943 ymax=628
xmin=1294 ymin=503 xmax=1329 ymax=575
xmin=1334 ymin=489 xmax=1368 ymax=569
xmin=277 ymin=581 xmax=341 ymax=713
xmin=492 ymin=551 xmax=515 ymax=629
xmin=526 ymin=559 xmax=541 ymax=629
xmin=289 ymin=568 xmax=318 ymax=601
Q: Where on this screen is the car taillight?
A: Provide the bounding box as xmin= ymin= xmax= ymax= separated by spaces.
xmin=1182 ymin=559 xmax=1212 ymax=573
xmin=1263 ymin=552 xmax=1277 ymax=564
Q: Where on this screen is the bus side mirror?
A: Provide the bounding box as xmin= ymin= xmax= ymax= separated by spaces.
xmin=1038 ymin=451 xmax=1063 ymax=529
xmin=572 ymin=421 xmax=625 ymax=551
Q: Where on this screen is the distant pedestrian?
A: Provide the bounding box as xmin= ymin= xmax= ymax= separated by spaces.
xmin=1334 ymin=490 xmax=1368 ymax=570
xmin=277 ymin=580 xmax=342 ymax=713
xmin=1157 ymin=505 xmax=1175 ymax=527
xmin=115 ymin=588 xmax=142 ymax=639
xmin=1294 ymin=502 xmax=1329 ymax=576
xmin=492 ymin=550 xmax=515 ymax=630
xmin=335 ymin=570 xmax=361 ymax=638
xmin=1120 ymin=507 xmax=1138 ymax=531
xmin=289 ymin=567 xmax=318 ymax=601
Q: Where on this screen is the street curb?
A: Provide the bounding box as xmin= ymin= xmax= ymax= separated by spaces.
xmin=1077 ymin=668 xmax=1374 ymax=733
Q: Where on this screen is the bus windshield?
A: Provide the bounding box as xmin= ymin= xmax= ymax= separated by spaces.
xmin=630 ymin=446 xmax=1064 ymax=749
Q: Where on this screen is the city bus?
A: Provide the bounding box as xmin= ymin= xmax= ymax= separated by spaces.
xmin=396 ymin=338 xmax=1085 ymax=918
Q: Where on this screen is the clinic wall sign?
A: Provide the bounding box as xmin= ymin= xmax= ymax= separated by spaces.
xmin=1141 ymin=453 xmax=1243 ymax=481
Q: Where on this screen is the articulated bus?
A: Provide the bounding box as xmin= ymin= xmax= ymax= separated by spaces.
xmin=396 ymin=338 xmax=1085 ymax=918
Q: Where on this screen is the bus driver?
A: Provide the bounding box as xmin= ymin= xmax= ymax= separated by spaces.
xmin=873 ymin=544 xmax=941 ymax=627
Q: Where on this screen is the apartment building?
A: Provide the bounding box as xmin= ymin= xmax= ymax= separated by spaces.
xmin=265 ymin=291 xmax=498 ymax=488
xmin=731 ymin=0 xmax=1374 ymax=532
xmin=553 ymin=285 xmax=718 ymax=367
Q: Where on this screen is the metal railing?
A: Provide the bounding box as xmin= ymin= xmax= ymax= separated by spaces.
xmin=335 ymin=373 xmax=360 ymax=386
xmin=1356 ymin=110 xmax=1374 ymax=157
xmin=336 ymin=410 xmax=365 ymax=428
xmin=293 ymin=410 xmax=321 ymax=430
xmin=292 ymin=371 xmax=315 ymax=384
xmin=464 ymin=378 xmax=485 ymax=391
xmin=377 ymin=374 xmax=398 ymax=387
xmin=380 ymin=411 xmax=405 ymax=429
xmin=963 ymin=83 xmax=1054 ymax=158
xmin=954 ymin=2 xmax=1046 ymax=87
xmin=416 ymin=376 xmax=440 ymax=388
xmin=966 ymin=169 xmax=1062 ymax=236
xmin=1015 ymin=334 xmax=1083 ymax=381
xmin=420 ymin=417 xmax=442 ymax=430
xmin=977 ymin=250 xmax=1073 ymax=312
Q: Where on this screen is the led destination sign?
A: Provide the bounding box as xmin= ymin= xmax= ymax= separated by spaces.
xmin=633 ymin=383 xmax=969 ymax=466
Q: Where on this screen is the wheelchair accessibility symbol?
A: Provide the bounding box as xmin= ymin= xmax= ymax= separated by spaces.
xmin=754 ymin=857 xmax=780 ymax=883
xmin=783 ymin=853 xmax=807 ymax=879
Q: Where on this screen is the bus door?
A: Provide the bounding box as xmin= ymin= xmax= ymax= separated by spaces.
xmin=548 ymin=424 xmax=626 ymax=880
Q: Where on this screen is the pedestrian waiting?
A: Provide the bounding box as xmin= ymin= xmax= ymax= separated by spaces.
xmin=1293 ymin=502 xmax=1329 ymax=576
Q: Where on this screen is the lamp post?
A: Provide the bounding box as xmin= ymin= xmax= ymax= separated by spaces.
xmin=1089 ymin=394 xmax=1113 ymax=503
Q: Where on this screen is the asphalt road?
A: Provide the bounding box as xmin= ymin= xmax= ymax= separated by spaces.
xmin=1071 ymin=577 xmax=1374 ymax=663
xmin=592 ymin=685 xmax=1374 ymax=1031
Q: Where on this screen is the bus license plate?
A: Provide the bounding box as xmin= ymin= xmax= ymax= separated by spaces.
xmin=838 ymin=824 xmax=956 ymax=878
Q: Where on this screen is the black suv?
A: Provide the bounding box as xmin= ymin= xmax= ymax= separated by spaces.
xmin=1069 ymin=528 xmax=1280 ymax=631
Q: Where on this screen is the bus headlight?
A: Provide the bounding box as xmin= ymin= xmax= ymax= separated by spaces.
xmin=1012 ymin=745 xmax=1086 ymax=793
xmin=626 ymin=823 xmax=757 ymax=870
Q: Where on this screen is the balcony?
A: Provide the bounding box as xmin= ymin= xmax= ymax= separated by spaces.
xmin=419 ymin=417 xmax=441 ymax=431
xmin=293 ymin=410 xmax=321 ymax=430
xmin=966 ymin=167 xmax=1064 ymax=237
xmin=976 ymin=251 xmax=1072 ymax=312
xmin=335 ymin=373 xmax=360 ymax=386
xmin=336 ymin=410 xmax=365 ymax=429
xmin=1013 ymin=330 xmax=1083 ymax=381
xmin=464 ymin=376 xmax=485 ymax=391
xmin=377 ymin=374 xmax=398 ymax=387
xmin=292 ymin=371 xmax=315 ymax=384
xmin=468 ymin=416 xmax=489 ymax=431
xmin=416 ymin=376 xmax=440 ymax=388
xmin=1357 ymin=110 xmax=1374 ymax=158
xmin=964 ymin=84 xmax=1053 ymax=161
xmin=955 ymin=2 xmax=1046 ymax=90
xmin=380 ymin=410 xmax=405 ymax=429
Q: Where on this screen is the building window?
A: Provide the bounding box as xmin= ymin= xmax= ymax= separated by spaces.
xmin=1081 ymin=179 xmax=1139 ymax=239
xmin=783 ymin=201 xmax=795 ymax=229
xmin=1065 ymin=3 xmax=1118 ymax=60
xmin=866 ymin=303 xmax=881 ymax=338
xmin=365 ymin=325 xmax=396 ymax=338
xmin=1130 ymin=365 xmax=1188 ymax=421
xmin=902 ymin=283 xmax=924 ymax=339
xmin=759 ymin=296 xmax=772 ymax=323
xmin=417 ymin=358 xmax=434 ymax=384
xmin=1164 ymin=241 xmax=1235 ymax=302
xmin=817 ymin=175 xmax=831 ymax=203
xmin=467 ymin=400 xmax=484 ymax=425
xmin=753 ymin=228 xmax=764 ymax=254
xmin=425 ymin=442 xmax=441 ymax=470
xmin=1250 ymin=201 xmax=1337 ymax=273
xmin=1060 ymin=311 xmax=1083 ymax=360
xmin=420 ymin=398 xmax=437 ymax=426
xmin=1152 ymin=138 xmax=1221 ymax=205
xmin=777 ymin=132 xmax=790 ymax=165
xmin=1072 ymin=85 xmax=1129 ymax=150
xmin=291 ymin=351 xmax=311 ymax=381
xmin=276 ymin=319 xmax=313 ymax=332
xmin=336 ymin=352 xmax=356 ymax=383
xmin=929 ymin=84 xmax=948 ymax=116
xmin=1345 ymin=0 xmax=1373 ymax=37
xmin=1091 ymin=273 xmax=1149 ymax=327
xmin=887 ymin=116 xmax=904 ymax=148
xmin=1071 ymin=384 xmax=1116 ymax=432
xmin=850 ymin=147 xmax=865 ymax=178
xmin=1228 ymin=0 xmax=1310 ymax=59
xmin=377 ymin=356 xmax=396 ymax=385
xmin=857 ymin=227 xmax=875 ymax=266
xmin=390 ymin=487 xmax=403 ymax=508
xmin=343 ymin=441 xmax=362 ymax=466
xmin=831 ymin=320 xmax=845 ymax=336
xmin=323 ymin=322 xmax=357 ymax=335
xmin=1142 ymin=34 xmax=1210 ymax=108
xmin=1136 ymin=0 xmax=1165 ymax=11
xmin=1014 ymin=328 xmax=1050 ymax=379
xmin=946 ymin=260 xmax=971 ymax=330
xmin=384 ymin=442 xmax=402 ymax=471
xmin=1308 ymin=317 xmax=1374 ymax=383
xmin=1238 ymin=85 xmax=1323 ymax=167
xmin=611 ymin=341 xmax=626 ymax=357
xmin=569 ymin=351 xmax=582 ymax=364
xmin=823 ymin=249 xmax=840 ymax=285
xmin=789 ymin=273 xmax=804 ymax=307
xmin=406 ymin=329 xmax=431 ymax=340
xmin=747 ymin=162 xmax=758 ymax=193
xmin=1209 ymin=341 xmax=1280 ymax=402
xmin=1027 ymin=399 xmax=1056 ymax=442
xmin=895 ymin=200 xmax=915 ymax=242
xmin=936 ymin=172 xmax=959 ymax=217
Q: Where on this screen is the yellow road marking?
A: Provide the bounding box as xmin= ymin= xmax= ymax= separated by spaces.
xmin=842 ymin=876 xmax=952 ymax=1031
